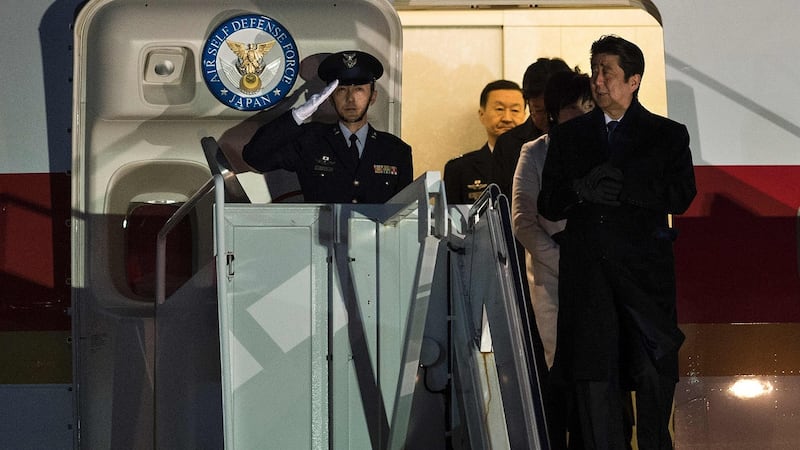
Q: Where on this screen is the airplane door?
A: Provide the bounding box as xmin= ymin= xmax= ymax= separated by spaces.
xmin=71 ymin=0 xmax=403 ymax=447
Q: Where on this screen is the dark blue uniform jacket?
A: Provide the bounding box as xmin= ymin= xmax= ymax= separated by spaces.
xmin=243 ymin=111 xmax=413 ymax=203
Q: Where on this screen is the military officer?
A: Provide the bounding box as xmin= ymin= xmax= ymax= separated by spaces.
xmin=443 ymin=79 xmax=526 ymax=204
xmin=243 ymin=50 xmax=413 ymax=203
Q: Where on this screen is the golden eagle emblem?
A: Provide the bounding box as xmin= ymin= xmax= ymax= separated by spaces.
xmin=226 ymin=40 xmax=277 ymax=93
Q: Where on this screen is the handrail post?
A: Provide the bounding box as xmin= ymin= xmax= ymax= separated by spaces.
xmin=155 ymin=176 xmax=216 ymax=305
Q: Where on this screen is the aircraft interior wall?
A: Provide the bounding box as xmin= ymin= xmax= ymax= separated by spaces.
xmin=398 ymin=7 xmax=666 ymax=178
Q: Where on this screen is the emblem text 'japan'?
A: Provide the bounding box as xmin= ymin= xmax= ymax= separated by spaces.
xmin=202 ymin=14 xmax=299 ymax=111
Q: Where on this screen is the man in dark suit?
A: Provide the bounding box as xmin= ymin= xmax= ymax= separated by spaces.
xmin=492 ymin=58 xmax=571 ymax=198
xmin=538 ymin=35 xmax=696 ymax=449
xmin=443 ymin=79 xmax=526 ymax=204
xmin=243 ymin=50 xmax=413 ymax=203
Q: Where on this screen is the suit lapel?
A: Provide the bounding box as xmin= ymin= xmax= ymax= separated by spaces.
xmin=470 ymin=145 xmax=493 ymax=181
xmin=360 ymin=125 xmax=379 ymax=158
xmin=613 ymin=100 xmax=649 ymax=164
xmin=601 ymin=100 xmax=651 ymax=165
xmin=358 ymin=126 xmax=383 ymax=175
xmin=588 ymin=108 xmax=611 ymax=157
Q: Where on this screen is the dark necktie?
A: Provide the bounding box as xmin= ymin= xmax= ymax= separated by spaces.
xmin=606 ymin=120 xmax=621 ymax=160
xmin=349 ymin=134 xmax=359 ymax=159
xmin=607 ymin=120 xmax=619 ymax=143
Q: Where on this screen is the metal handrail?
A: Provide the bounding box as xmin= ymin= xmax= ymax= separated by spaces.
xmin=379 ymin=171 xmax=448 ymax=240
xmin=155 ymin=176 xmax=217 ymax=305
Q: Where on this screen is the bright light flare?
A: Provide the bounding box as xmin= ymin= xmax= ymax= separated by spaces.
xmin=728 ymin=378 xmax=774 ymax=399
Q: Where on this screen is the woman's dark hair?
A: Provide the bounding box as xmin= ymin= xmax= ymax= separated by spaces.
xmin=544 ymin=70 xmax=592 ymax=128
xmin=521 ymin=57 xmax=571 ymax=100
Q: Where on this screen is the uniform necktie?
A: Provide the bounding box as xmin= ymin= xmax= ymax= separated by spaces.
xmin=349 ymin=134 xmax=359 ymax=159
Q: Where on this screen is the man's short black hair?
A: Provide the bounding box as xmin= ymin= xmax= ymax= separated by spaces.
xmin=479 ymin=79 xmax=523 ymax=107
xmin=591 ymin=35 xmax=645 ymax=81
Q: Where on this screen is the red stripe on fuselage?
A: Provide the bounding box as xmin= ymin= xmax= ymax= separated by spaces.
xmin=675 ymin=165 xmax=800 ymax=323
xmin=2 ymin=166 xmax=798 ymax=328
xmin=0 ymin=173 xmax=71 ymax=331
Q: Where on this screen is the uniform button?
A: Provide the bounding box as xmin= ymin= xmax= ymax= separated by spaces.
xmin=353 ymin=180 xmax=360 ymax=186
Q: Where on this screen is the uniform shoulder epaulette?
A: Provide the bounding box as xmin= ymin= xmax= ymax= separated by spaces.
xmin=449 ymin=153 xmax=466 ymax=161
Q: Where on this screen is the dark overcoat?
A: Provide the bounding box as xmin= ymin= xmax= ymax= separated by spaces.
xmin=492 ymin=119 xmax=544 ymax=197
xmin=538 ymin=100 xmax=696 ymax=381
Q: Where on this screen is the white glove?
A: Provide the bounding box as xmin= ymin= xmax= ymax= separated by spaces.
xmin=291 ymin=79 xmax=339 ymax=124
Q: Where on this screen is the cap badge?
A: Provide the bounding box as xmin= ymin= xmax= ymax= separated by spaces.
xmin=343 ymin=52 xmax=357 ymax=69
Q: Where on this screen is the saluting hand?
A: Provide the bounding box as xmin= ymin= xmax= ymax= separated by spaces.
xmin=292 ymin=79 xmax=340 ymax=124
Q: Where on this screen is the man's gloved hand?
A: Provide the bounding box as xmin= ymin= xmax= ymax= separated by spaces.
xmin=573 ymin=162 xmax=624 ymax=206
xmin=291 ymin=79 xmax=339 ymax=124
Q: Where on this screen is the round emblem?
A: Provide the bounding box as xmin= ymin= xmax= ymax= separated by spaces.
xmin=202 ymin=14 xmax=299 ymax=111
